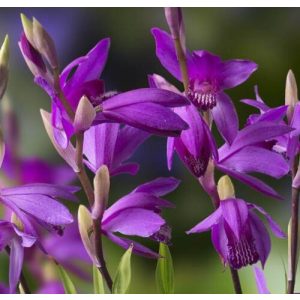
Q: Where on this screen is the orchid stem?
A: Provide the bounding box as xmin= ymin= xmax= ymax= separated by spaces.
xmin=230 ymin=268 xmax=242 ymax=294
xmin=53 ymin=71 xmax=113 ymax=292
xmin=75 ymin=132 xmax=113 ymax=292
xmin=5 ymin=246 xmax=31 ymax=294
xmin=173 ymin=37 xmax=189 ymax=92
xmin=288 ymin=158 xmax=300 ymax=294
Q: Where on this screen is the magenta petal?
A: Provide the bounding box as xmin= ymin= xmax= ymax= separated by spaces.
xmin=253 ymin=266 xmax=270 ymax=294
xmin=105 ymin=232 xmax=159 ymax=259
xmin=102 ymin=208 xmax=165 ymax=237
xmin=101 ymin=102 xmax=188 ymax=137
xmin=249 ymin=212 xmax=271 ymax=267
xmin=148 ymin=74 xmax=180 ymax=93
xmin=220 ymin=198 xmax=248 ymax=239
xmin=9 ymin=238 xmax=24 ymax=294
xmin=216 ymin=164 xmax=281 ymax=199
xmin=241 ymin=99 xmax=270 ymax=112
xmin=221 ymin=59 xmax=258 ymax=89
xmin=2 ymin=194 xmax=73 ymax=226
xmin=38 ymin=282 xmax=65 ymax=294
xmin=63 ymin=38 xmax=110 ymax=94
xmin=187 ymin=208 xmax=222 ymax=234
xmin=249 ymin=203 xmax=286 ymax=238
xmin=102 ymin=88 xmax=189 ymax=110
xmin=1 ymin=183 xmax=79 ymax=202
xmin=227 ymin=122 xmax=293 ymax=155
xmin=211 ymin=220 xmax=228 ymax=265
xmin=167 ymin=137 xmax=175 ymax=170
xmin=133 ymin=177 xmax=180 ymax=196
xmin=211 ymin=93 xmax=238 ymax=145
xmin=83 ymin=123 xmax=119 ymax=172
xmin=220 ymin=146 xmax=289 ymax=179
xmin=110 ymin=163 xmax=140 ymax=176
xmin=103 ymin=193 xmax=174 ymax=224
xmin=151 ymin=28 xmax=182 ymax=81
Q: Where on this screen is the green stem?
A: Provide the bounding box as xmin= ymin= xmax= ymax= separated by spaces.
xmin=288 ymin=158 xmax=300 ymax=294
xmin=230 ymin=268 xmax=242 ymax=294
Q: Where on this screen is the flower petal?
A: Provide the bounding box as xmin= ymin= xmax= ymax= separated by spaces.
xmin=253 ymin=265 xmax=270 ymax=294
xmin=100 ymin=102 xmax=188 ymax=137
xmin=105 ymin=232 xmax=159 ymax=259
xmin=220 ymin=146 xmax=289 ymax=179
xmin=220 ymin=198 xmax=248 ymax=239
xmin=132 ymin=177 xmax=180 ymax=196
xmin=211 ymin=219 xmax=228 ymax=265
xmin=211 ymin=92 xmax=238 ymax=145
xmin=2 ymin=194 xmax=73 ymax=226
xmin=9 ymin=238 xmax=24 ymax=294
xmin=216 ymin=164 xmax=281 ymax=199
xmin=151 ymin=28 xmax=182 ymax=81
xmin=249 ymin=212 xmax=271 ymax=268
xmin=102 ymin=88 xmax=189 ymax=110
xmin=167 ymin=137 xmax=175 ymax=170
xmin=186 ymin=208 xmax=222 ymax=234
xmin=249 ymin=203 xmax=286 ymax=238
xmin=102 ymin=208 xmax=165 ymax=237
xmin=221 ymin=59 xmax=258 ymax=89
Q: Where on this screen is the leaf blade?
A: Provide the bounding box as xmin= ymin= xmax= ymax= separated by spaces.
xmin=56 ymin=264 xmax=77 ymax=294
xmin=156 ymin=243 xmax=174 ymax=293
xmin=112 ymin=245 xmax=133 ymax=294
xmin=93 ymin=265 xmax=105 ymax=294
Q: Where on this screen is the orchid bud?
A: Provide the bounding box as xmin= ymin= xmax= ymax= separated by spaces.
xmin=0 ymin=35 xmax=9 ymax=100
xmin=164 ymin=7 xmax=186 ymax=52
xmin=285 ymin=69 xmax=298 ymax=124
xmin=32 ymin=17 xmax=58 ymax=69
xmin=165 ymin=8 xmax=184 ymax=39
xmin=20 ymin=14 xmax=35 ymax=46
xmin=217 ymin=175 xmax=235 ymax=200
xmin=92 ymin=165 xmax=110 ymax=220
xmin=73 ymin=96 xmax=96 ymax=133
xmin=78 ymin=205 xmax=100 ymax=267
xmin=40 ymin=109 xmax=79 ymax=172
xmin=11 ymin=212 xmax=24 ymax=231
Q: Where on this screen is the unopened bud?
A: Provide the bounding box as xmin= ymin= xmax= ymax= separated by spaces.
xmin=92 ymin=165 xmax=110 ymax=220
xmin=20 ymin=13 xmax=35 ymax=46
xmin=73 ymin=96 xmax=96 ymax=133
xmin=32 ymin=17 xmax=58 ymax=69
xmin=78 ymin=205 xmax=100 ymax=267
xmin=285 ymin=70 xmax=298 ymax=124
xmin=164 ymin=8 xmax=182 ymax=39
xmin=217 ymin=175 xmax=235 ymax=200
xmin=0 ymin=35 xmax=9 ymax=99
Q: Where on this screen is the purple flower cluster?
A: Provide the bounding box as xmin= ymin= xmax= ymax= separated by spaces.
xmin=0 ymin=8 xmax=298 ymax=295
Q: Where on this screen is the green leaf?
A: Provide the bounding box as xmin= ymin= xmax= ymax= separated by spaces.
xmin=112 ymin=245 xmax=133 ymax=294
xmin=56 ymin=263 xmax=77 ymax=294
xmin=156 ymin=243 xmax=174 ymax=293
xmin=93 ymin=265 xmax=105 ymax=294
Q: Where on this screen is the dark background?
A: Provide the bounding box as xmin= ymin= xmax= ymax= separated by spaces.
xmin=0 ymin=7 xmax=298 ymax=293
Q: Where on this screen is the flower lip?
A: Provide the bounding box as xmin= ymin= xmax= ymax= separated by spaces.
xmin=186 ymin=79 xmax=217 ymax=110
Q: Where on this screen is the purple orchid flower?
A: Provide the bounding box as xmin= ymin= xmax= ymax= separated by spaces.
xmin=37 ymin=281 xmax=64 ymax=294
xmin=99 ymin=177 xmax=179 ymax=258
xmin=149 ymin=74 xmax=291 ymax=199
xmin=19 ymin=32 xmax=190 ymax=149
xmin=0 ymin=220 xmax=36 ymax=293
xmin=0 ymin=183 xmax=78 ymax=236
xmin=152 ymin=27 xmax=257 ymax=145
xmin=187 ymin=198 xmax=285 ymax=269
xmin=83 ymin=123 xmax=150 ymax=176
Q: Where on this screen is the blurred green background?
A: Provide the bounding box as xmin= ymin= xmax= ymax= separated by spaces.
xmin=0 ymin=7 xmax=299 ymax=293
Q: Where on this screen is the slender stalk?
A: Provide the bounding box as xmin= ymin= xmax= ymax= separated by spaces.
xmin=173 ymin=37 xmax=189 ymax=91
xmin=230 ymin=268 xmax=242 ymax=294
xmin=53 ymin=73 xmax=113 ymax=292
xmin=171 ymin=13 xmax=242 ymax=294
xmin=288 ymin=159 xmax=300 ymax=294
xmin=5 ymin=246 xmax=31 ymax=294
